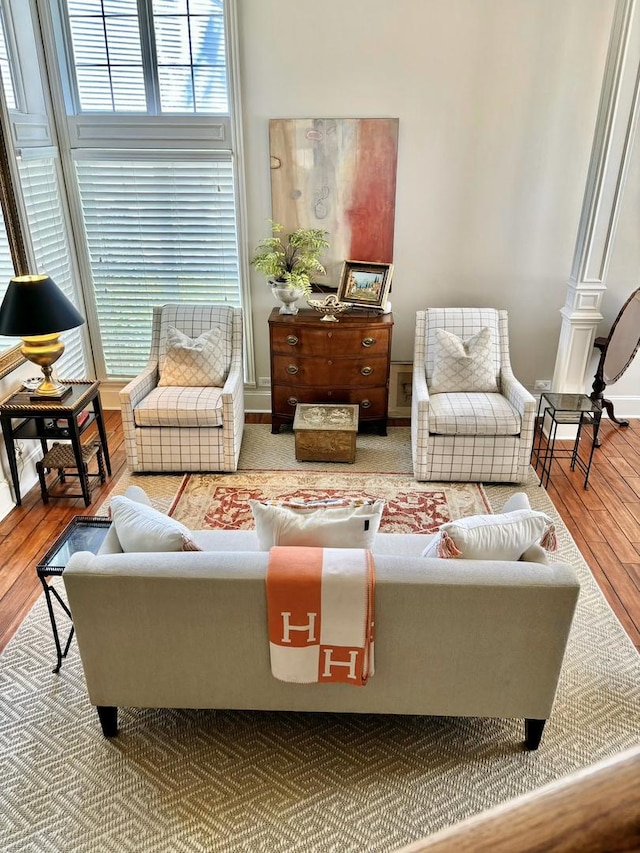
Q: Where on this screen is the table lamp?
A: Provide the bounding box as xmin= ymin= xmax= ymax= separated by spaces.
xmin=0 ymin=274 xmax=85 ymax=400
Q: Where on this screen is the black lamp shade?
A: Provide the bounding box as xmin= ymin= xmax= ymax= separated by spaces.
xmin=0 ymin=274 xmax=85 ymax=337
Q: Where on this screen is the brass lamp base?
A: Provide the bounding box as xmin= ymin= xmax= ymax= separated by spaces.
xmin=29 ymin=383 xmax=72 ymax=402
xmin=21 ymin=333 xmax=71 ymax=401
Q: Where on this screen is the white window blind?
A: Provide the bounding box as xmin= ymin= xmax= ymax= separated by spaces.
xmin=0 ymin=216 xmax=17 ymax=349
xmin=0 ymin=7 xmax=16 ymax=110
xmin=74 ymin=154 xmax=240 ymax=377
xmin=18 ymin=156 xmax=87 ymax=379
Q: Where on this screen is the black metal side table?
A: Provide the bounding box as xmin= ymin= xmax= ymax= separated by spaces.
xmin=36 ymin=515 xmax=111 ymax=673
xmin=531 ymin=392 xmax=603 ymax=489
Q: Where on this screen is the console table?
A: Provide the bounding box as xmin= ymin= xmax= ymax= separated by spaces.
xmin=268 ymin=308 xmax=393 ymax=435
xmin=0 ymin=380 xmax=111 ymax=506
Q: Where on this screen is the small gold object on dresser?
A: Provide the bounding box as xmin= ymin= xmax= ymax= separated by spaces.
xmin=293 ymin=403 xmax=359 ymax=463
xmin=307 ymin=293 xmax=351 ymax=322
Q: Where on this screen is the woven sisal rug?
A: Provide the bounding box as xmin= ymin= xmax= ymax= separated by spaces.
xmin=2 ymin=426 xmax=640 ymax=853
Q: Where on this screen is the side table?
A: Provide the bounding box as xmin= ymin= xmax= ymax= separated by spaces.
xmin=36 ymin=515 xmax=111 ymax=673
xmin=531 ymin=392 xmax=603 ymax=489
xmin=0 ymin=379 xmax=111 ymax=506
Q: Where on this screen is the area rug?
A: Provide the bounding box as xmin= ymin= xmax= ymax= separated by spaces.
xmin=2 ymin=427 xmax=640 ymax=853
xmin=168 ymin=471 xmax=490 ymax=533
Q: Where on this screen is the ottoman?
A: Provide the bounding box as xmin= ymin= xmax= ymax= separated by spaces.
xmin=293 ymin=403 xmax=359 ymax=463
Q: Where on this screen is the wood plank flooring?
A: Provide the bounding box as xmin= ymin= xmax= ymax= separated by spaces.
xmin=0 ymin=413 xmax=639 ymax=655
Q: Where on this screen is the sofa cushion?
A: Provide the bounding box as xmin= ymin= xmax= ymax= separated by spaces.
xmin=421 ymin=508 xmax=556 ymax=561
xmin=250 ymin=498 xmax=384 ymax=550
xmin=430 ymin=326 xmax=499 ymax=393
xmin=110 ymin=495 xmax=201 ymax=552
xmin=158 ymin=325 xmax=229 ymax=387
xmin=428 ymin=392 xmax=521 ymax=436
xmin=133 ymin=386 xmax=224 ymax=428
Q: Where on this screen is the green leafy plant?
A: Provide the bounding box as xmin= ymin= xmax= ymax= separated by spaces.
xmin=251 ymin=220 xmax=329 ymax=297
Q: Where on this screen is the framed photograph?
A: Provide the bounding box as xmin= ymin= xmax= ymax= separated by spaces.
xmin=337 ymin=261 xmax=393 ymax=309
xmin=388 ymin=363 xmax=413 ymax=417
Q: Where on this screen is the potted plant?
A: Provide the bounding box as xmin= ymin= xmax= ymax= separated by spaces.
xmin=251 ymin=220 xmax=329 ymax=314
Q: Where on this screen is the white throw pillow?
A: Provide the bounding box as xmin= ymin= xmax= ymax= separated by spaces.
xmin=109 ymin=495 xmax=201 ymax=552
xmin=250 ymin=498 xmax=385 ymax=550
xmin=159 ymin=325 xmax=229 ymax=387
xmin=421 ymin=508 xmax=557 ymax=561
xmin=430 ymin=326 xmax=499 ymax=393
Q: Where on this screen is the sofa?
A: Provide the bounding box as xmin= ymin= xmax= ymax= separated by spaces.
xmin=63 ymin=491 xmax=580 ymax=750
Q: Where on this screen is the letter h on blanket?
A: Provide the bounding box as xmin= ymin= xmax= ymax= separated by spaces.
xmin=266 ymin=547 xmax=375 ymax=685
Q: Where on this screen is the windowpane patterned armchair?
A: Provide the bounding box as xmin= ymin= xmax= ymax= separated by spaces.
xmin=120 ymin=304 xmax=244 ymax=472
xmin=411 ymin=308 xmax=535 ymax=483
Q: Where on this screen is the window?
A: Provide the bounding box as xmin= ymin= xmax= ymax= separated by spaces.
xmin=18 ymin=153 xmax=87 ymax=378
xmin=74 ymin=154 xmax=239 ymax=375
xmin=0 ymin=5 xmax=17 ymax=110
xmin=53 ymin=0 xmax=244 ymax=380
xmin=65 ymin=0 xmax=227 ymax=115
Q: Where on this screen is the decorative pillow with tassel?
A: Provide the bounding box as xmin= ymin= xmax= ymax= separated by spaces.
xmin=421 ymin=509 xmax=557 ymax=561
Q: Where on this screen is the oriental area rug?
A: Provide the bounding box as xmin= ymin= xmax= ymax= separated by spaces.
xmin=2 ymin=426 xmax=640 ymax=853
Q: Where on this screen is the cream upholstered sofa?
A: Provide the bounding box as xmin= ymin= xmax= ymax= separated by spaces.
xmin=411 ymin=308 xmax=536 ymax=483
xmin=119 ymin=304 xmax=244 ymax=472
xmin=63 ymin=490 xmax=579 ymax=750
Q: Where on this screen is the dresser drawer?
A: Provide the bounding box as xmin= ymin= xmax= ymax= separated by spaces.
xmin=271 ymin=354 xmax=388 ymax=387
xmin=271 ymin=325 xmax=391 ymax=358
xmin=272 ymin=386 xmax=388 ymax=419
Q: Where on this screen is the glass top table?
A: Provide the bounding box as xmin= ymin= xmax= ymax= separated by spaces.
xmin=36 ymin=515 xmax=111 ymax=672
xmin=531 ymin=392 xmax=603 ymax=489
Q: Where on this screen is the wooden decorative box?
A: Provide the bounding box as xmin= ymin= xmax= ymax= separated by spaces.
xmin=293 ymin=404 xmax=359 ymax=463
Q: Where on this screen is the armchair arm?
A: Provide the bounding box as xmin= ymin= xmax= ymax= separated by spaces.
xmin=411 ymin=365 xmax=431 ymax=479
xmin=220 ymin=352 xmax=244 ymax=471
xmin=119 ymin=364 xmax=159 ymax=469
xmin=501 ymin=367 xmax=536 ymax=417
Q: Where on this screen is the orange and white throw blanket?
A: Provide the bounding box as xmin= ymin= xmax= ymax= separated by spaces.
xmin=266 ymin=546 xmax=375 ymax=685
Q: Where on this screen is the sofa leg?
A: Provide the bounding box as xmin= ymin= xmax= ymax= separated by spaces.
xmin=524 ymin=718 xmax=546 ymax=750
xmin=97 ymin=705 xmax=118 ymax=737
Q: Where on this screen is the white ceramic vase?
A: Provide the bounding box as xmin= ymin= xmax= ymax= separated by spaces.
xmin=271 ymin=283 xmax=304 ymax=314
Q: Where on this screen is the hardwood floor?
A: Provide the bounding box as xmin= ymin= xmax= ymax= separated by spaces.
xmin=0 ymin=412 xmax=639 ymax=654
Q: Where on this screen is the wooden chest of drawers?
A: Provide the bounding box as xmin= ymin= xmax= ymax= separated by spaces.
xmin=268 ymin=308 xmax=393 ymax=435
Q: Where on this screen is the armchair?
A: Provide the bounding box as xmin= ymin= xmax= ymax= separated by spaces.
xmin=120 ymin=304 xmax=244 ymax=472
xmin=411 ymin=308 xmax=535 ymax=483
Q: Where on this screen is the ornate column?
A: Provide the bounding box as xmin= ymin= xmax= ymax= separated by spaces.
xmin=553 ymin=0 xmax=640 ymax=393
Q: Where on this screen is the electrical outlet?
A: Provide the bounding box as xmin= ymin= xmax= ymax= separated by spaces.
xmin=258 ymin=376 xmax=271 ymax=387
xmin=534 ymin=379 xmax=552 ymax=391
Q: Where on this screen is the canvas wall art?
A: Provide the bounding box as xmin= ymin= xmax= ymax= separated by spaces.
xmin=269 ymin=118 xmax=399 ymax=288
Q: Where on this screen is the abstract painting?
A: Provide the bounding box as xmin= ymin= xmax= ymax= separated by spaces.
xmin=269 ymin=118 xmax=399 ymax=288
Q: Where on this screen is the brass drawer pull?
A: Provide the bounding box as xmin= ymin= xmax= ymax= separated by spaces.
xmin=286 ymin=364 xmax=299 ymax=374
xmin=362 ymin=337 xmax=376 ymax=347
xmin=287 ymin=396 xmax=298 ymax=407
xmin=361 ymin=399 xmax=372 ymax=408
xmin=286 ymin=335 xmax=298 ymax=346
xmin=360 ymin=366 xmax=373 ymax=376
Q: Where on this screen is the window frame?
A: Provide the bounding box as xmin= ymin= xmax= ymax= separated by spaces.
xmin=34 ymin=0 xmax=253 ymax=385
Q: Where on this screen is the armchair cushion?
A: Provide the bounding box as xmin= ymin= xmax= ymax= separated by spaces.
xmin=429 ymin=392 xmax=521 ymax=436
xmin=430 ymin=327 xmax=499 ymax=393
xmin=133 ymin=386 xmax=225 ymax=428
xmin=158 ymin=325 xmax=229 ymax=387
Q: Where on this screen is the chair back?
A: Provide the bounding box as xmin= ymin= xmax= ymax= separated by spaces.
xmin=421 ymin=307 xmax=506 ymax=388
xmin=149 ymin=304 xmax=237 ymax=374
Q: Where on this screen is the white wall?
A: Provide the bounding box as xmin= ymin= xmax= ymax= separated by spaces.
xmin=238 ymin=0 xmax=615 ymax=394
